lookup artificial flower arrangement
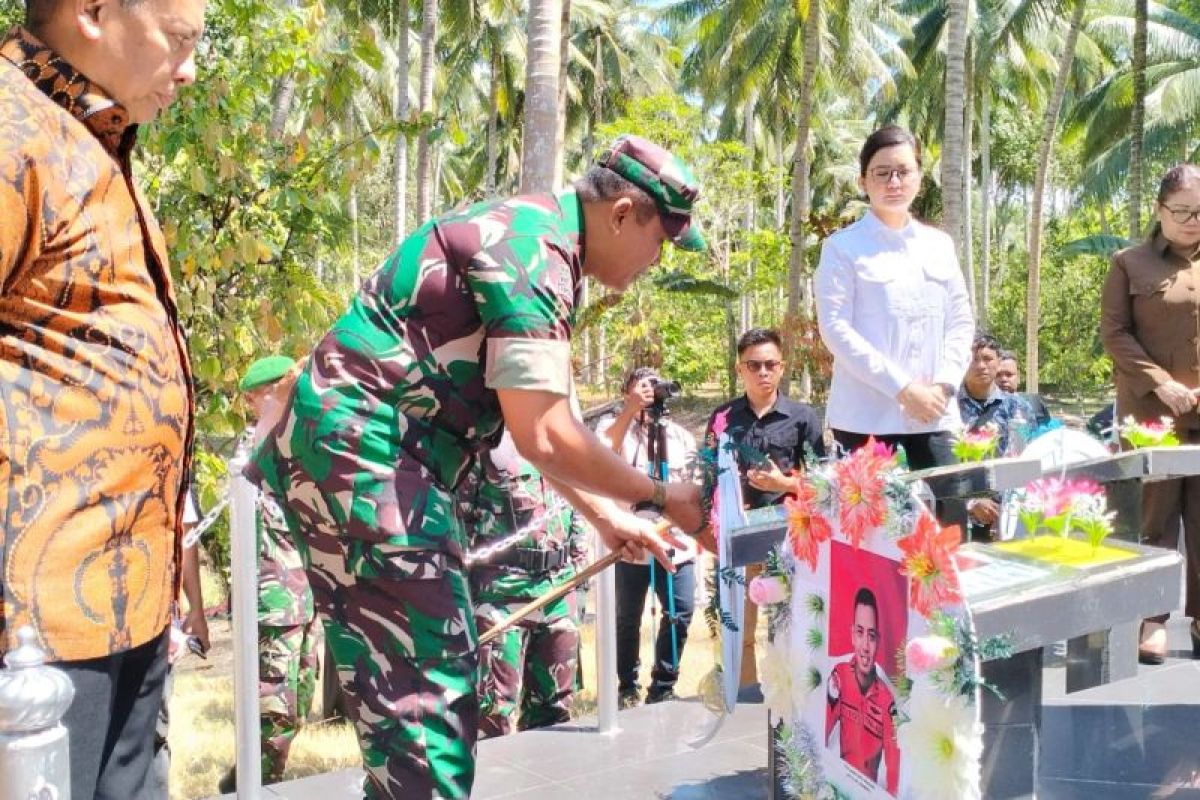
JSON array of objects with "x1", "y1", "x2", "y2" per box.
[
  {"x1": 1119, "y1": 415, "x2": 1180, "y2": 448},
  {"x1": 1012, "y1": 477, "x2": 1116, "y2": 551},
  {"x1": 951, "y1": 423, "x2": 1000, "y2": 463},
  {"x1": 743, "y1": 438, "x2": 1008, "y2": 800}
]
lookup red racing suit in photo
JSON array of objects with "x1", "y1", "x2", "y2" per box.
[{"x1": 825, "y1": 660, "x2": 899, "y2": 795}]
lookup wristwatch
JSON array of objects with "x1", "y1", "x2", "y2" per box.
[{"x1": 634, "y1": 477, "x2": 667, "y2": 516}]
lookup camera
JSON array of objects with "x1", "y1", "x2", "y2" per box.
[{"x1": 651, "y1": 378, "x2": 681, "y2": 402}]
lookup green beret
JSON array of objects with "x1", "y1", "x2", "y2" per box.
[{"x1": 239, "y1": 355, "x2": 296, "y2": 392}]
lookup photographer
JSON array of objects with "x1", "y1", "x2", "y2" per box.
[{"x1": 598, "y1": 367, "x2": 699, "y2": 707}]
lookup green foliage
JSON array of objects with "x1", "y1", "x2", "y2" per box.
[{"x1": 986, "y1": 212, "x2": 1115, "y2": 394}]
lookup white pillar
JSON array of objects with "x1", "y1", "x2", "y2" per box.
[
  {"x1": 594, "y1": 541, "x2": 619, "y2": 735},
  {"x1": 229, "y1": 451, "x2": 262, "y2": 797}
]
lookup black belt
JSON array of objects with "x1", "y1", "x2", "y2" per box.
[{"x1": 491, "y1": 547, "x2": 569, "y2": 573}]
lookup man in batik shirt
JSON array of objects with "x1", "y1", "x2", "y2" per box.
[
  {"x1": 249, "y1": 135, "x2": 708, "y2": 799},
  {"x1": 0, "y1": 3, "x2": 202, "y2": 796},
  {"x1": 460, "y1": 431, "x2": 587, "y2": 737}
]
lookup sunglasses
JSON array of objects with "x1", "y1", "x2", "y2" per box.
[{"x1": 740, "y1": 359, "x2": 783, "y2": 373}]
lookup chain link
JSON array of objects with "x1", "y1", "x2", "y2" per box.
[{"x1": 463, "y1": 498, "x2": 571, "y2": 566}]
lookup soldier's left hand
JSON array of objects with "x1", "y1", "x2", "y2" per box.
[{"x1": 664, "y1": 481, "x2": 704, "y2": 536}]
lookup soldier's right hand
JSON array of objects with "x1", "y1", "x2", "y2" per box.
[
  {"x1": 664, "y1": 481, "x2": 704, "y2": 536},
  {"x1": 594, "y1": 509, "x2": 684, "y2": 571}
]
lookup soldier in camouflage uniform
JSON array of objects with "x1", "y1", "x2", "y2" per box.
[
  {"x1": 460, "y1": 432, "x2": 588, "y2": 737},
  {"x1": 248, "y1": 135, "x2": 708, "y2": 800},
  {"x1": 221, "y1": 356, "x2": 320, "y2": 791}
]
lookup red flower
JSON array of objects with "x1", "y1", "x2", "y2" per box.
[
  {"x1": 786, "y1": 478, "x2": 833, "y2": 570},
  {"x1": 833, "y1": 445, "x2": 889, "y2": 547},
  {"x1": 898, "y1": 513, "x2": 963, "y2": 618}
]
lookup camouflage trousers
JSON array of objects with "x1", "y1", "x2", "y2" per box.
[
  {"x1": 259, "y1": 619, "x2": 321, "y2": 781},
  {"x1": 474, "y1": 596, "x2": 579, "y2": 738},
  {"x1": 305, "y1": 535, "x2": 479, "y2": 800}
]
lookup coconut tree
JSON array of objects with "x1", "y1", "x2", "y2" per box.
[
  {"x1": 521, "y1": 0, "x2": 563, "y2": 192},
  {"x1": 416, "y1": 0, "x2": 439, "y2": 221}
]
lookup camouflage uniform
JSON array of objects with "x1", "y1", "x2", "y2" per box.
[
  {"x1": 249, "y1": 191, "x2": 588, "y2": 800},
  {"x1": 248, "y1": 135, "x2": 704, "y2": 800},
  {"x1": 257, "y1": 487, "x2": 319, "y2": 782},
  {"x1": 459, "y1": 435, "x2": 587, "y2": 738}
]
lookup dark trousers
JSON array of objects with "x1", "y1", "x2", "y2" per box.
[
  {"x1": 58, "y1": 628, "x2": 170, "y2": 800},
  {"x1": 831, "y1": 429, "x2": 957, "y2": 471},
  {"x1": 1143, "y1": 481, "x2": 1200, "y2": 623},
  {"x1": 615, "y1": 559, "x2": 695, "y2": 695}
]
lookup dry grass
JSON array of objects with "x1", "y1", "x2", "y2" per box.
[{"x1": 167, "y1": 557, "x2": 764, "y2": 799}]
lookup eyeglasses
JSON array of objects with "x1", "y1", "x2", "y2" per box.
[
  {"x1": 868, "y1": 166, "x2": 918, "y2": 184},
  {"x1": 1161, "y1": 205, "x2": 1200, "y2": 224},
  {"x1": 740, "y1": 359, "x2": 783, "y2": 373}
]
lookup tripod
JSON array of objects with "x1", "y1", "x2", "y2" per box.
[{"x1": 644, "y1": 398, "x2": 681, "y2": 673}]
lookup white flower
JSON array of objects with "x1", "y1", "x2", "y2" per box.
[
  {"x1": 897, "y1": 677, "x2": 984, "y2": 800},
  {"x1": 758, "y1": 636, "x2": 795, "y2": 721}
]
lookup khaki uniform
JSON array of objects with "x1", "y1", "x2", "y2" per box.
[{"x1": 1101, "y1": 233, "x2": 1200, "y2": 619}]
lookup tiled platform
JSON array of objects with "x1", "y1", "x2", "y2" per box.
[{"x1": 216, "y1": 619, "x2": 1200, "y2": 800}]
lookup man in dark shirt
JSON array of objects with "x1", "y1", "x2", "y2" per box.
[
  {"x1": 996, "y1": 350, "x2": 1052, "y2": 428},
  {"x1": 706, "y1": 328, "x2": 825, "y2": 687}
]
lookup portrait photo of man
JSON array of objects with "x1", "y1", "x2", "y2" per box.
[{"x1": 825, "y1": 586, "x2": 900, "y2": 796}]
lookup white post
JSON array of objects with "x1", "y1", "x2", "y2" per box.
[
  {"x1": 594, "y1": 542, "x2": 619, "y2": 735},
  {"x1": 229, "y1": 451, "x2": 262, "y2": 798}
]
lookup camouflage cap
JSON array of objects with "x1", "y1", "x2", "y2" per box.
[
  {"x1": 239, "y1": 355, "x2": 296, "y2": 392},
  {"x1": 597, "y1": 134, "x2": 706, "y2": 252}
]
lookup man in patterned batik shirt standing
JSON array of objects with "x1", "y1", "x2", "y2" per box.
[
  {"x1": 460, "y1": 431, "x2": 587, "y2": 737},
  {"x1": 249, "y1": 135, "x2": 709, "y2": 799},
  {"x1": 0, "y1": 2, "x2": 203, "y2": 797},
  {"x1": 219, "y1": 356, "x2": 319, "y2": 792}
]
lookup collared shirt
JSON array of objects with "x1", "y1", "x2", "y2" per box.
[
  {"x1": 0, "y1": 29, "x2": 194, "y2": 661},
  {"x1": 815, "y1": 210, "x2": 974, "y2": 435},
  {"x1": 1101, "y1": 233, "x2": 1200, "y2": 430},
  {"x1": 595, "y1": 413, "x2": 699, "y2": 564},
  {"x1": 957, "y1": 385, "x2": 1024, "y2": 455},
  {"x1": 250, "y1": 190, "x2": 584, "y2": 562},
  {"x1": 706, "y1": 393, "x2": 826, "y2": 508}
]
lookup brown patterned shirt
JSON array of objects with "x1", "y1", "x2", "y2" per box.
[{"x1": 0, "y1": 28, "x2": 194, "y2": 661}]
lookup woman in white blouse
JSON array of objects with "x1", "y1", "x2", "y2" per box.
[{"x1": 815, "y1": 125, "x2": 975, "y2": 469}]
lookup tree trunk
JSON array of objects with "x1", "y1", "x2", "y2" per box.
[
  {"x1": 485, "y1": 35, "x2": 499, "y2": 196},
  {"x1": 520, "y1": 0, "x2": 562, "y2": 194},
  {"x1": 415, "y1": 0, "x2": 438, "y2": 223},
  {"x1": 783, "y1": 0, "x2": 820, "y2": 398},
  {"x1": 942, "y1": 0, "x2": 969, "y2": 262},
  {"x1": 980, "y1": 86, "x2": 992, "y2": 321},
  {"x1": 268, "y1": 0, "x2": 300, "y2": 138},
  {"x1": 554, "y1": 0, "x2": 572, "y2": 188},
  {"x1": 1129, "y1": 0, "x2": 1147, "y2": 238},
  {"x1": 1026, "y1": 0, "x2": 1086, "y2": 393},
  {"x1": 392, "y1": 0, "x2": 410, "y2": 245},
  {"x1": 962, "y1": 42, "x2": 976, "y2": 312},
  {"x1": 742, "y1": 96, "x2": 756, "y2": 333}
]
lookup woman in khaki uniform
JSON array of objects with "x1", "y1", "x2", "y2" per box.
[{"x1": 1101, "y1": 164, "x2": 1200, "y2": 664}]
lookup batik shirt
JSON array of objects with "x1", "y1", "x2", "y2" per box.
[
  {"x1": 0, "y1": 28, "x2": 194, "y2": 661},
  {"x1": 250, "y1": 191, "x2": 583, "y2": 563}
]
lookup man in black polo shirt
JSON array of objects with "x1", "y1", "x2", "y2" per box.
[{"x1": 706, "y1": 328, "x2": 825, "y2": 688}]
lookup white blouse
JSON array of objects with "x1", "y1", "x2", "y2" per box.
[{"x1": 814, "y1": 210, "x2": 975, "y2": 435}]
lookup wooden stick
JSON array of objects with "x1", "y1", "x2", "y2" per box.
[{"x1": 477, "y1": 521, "x2": 673, "y2": 646}]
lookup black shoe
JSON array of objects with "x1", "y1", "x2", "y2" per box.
[
  {"x1": 618, "y1": 688, "x2": 641, "y2": 709},
  {"x1": 217, "y1": 767, "x2": 236, "y2": 795},
  {"x1": 645, "y1": 687, "x2": 677, "y2": 704}
]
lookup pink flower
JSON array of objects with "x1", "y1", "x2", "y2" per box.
[
  {"x1": 711, "y1": 408, "x2": 730, "y2": 438},
  {"x1": 905, "y1": 636, "x2": 959, "y2": 674},
  {"x1": 868, "y1": 437, "x2": 896, "y2": 461},
  {"x1": 786, "y1": 478, "x2": 833, "y2": 570},
  {"x1": 748, "y1": 575, "x2": 789, "y2": 606},
  {"x1": 898, "y1": 513, "x2": 963, "y2": 618}
]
